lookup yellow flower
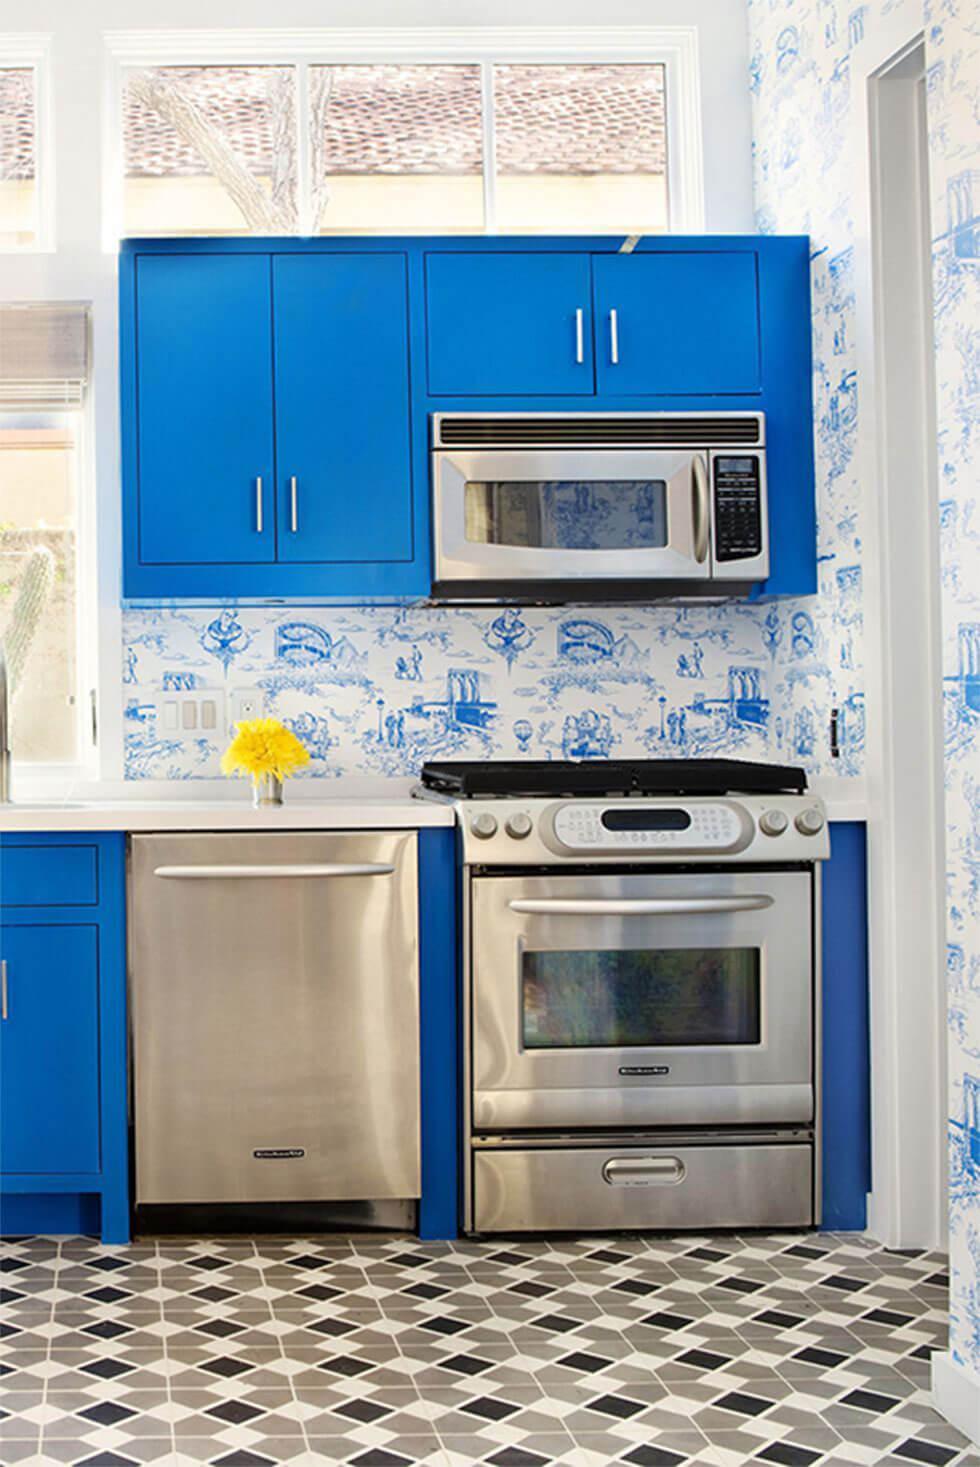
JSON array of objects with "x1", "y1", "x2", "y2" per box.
[{"x1": 221, "y1": 717, "x2": 310, "y2": 784}]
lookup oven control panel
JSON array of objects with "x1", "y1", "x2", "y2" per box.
[{"x1": 552, "y1": 802, "x2": 745, "y2": 852}]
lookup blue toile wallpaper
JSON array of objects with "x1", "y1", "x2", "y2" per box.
[
  {"x1": 749, "y1": 0, "x2": 979, "y2": 1393},
  {"x1": 120, "y1": 600, "x2": 864, "y2": 781}
]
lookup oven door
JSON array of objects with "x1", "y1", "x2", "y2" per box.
[
  {"x1": 471, "y1": 869, "x2": 812, "y2": 1131},
  {"x1": 433, "y1": 447, "x2": 710, "y2": 590}
]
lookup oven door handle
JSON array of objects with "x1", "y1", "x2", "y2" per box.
[{"x1": 507, "y1": 896, "x2": 774, "y2": 916}]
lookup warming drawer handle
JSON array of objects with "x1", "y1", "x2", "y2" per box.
[
  {"x1": 507, "y1": 896, "x2": 774, "y2": 916},
  {"x1": 602, "y1": 1156, "x2": 686, "y2": 1187},
  {"x1": 153, "y1": 863, "x2": 396, "y2": 880}
]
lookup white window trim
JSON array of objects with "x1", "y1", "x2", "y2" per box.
[
  {"x1": 0, "y1": 33, "x2": 55, "y2": 254},
  {"x1": 102, "y1": 26, "x2": 704, "y2": 246}
]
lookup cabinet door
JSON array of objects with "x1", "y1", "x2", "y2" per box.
[
  {"x1": 593, "y1": 252, "x2": 761, "y2": 396},
  {"x1": 0, "y1": 925, "x2": 100, "y2": 1174},
  {"x1": 273, "y1": 254, "x2": 414, "y2": 564},
  {"x1": 426, "y1": 252, "x2": 594, "y2": 395},
  {"x1": 136, "y1": 254, "x2": 276, "y2": 565}
]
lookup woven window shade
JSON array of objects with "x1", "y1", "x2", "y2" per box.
[{"x1": 0, "y1": 303, "x2": 91, "y2": 409}]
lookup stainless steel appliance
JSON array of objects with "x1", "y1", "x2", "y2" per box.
[
  {"x1": 431, "y1": 413, "x2": 768, "y2": 601},
  {"x1": 417, "y1": 758, "x2": 828, "y2": 1234},
  {"x1": 129, "y1": 831, "x2": 419, "y2": 1208}
]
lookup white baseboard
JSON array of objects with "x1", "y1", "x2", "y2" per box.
[{"x1": 933, "y1": 1351, "x2": 980, "y2": 1445}]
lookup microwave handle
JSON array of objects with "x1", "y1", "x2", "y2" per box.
[
  {"x1": 508, "y1": 896, "x2": 774, "y2": 917},
  {"x1": 692, "y1": 454, "x2": 710, "y2": 563}
]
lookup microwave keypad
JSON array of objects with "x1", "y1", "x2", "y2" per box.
[
  {"x1": 714, "y1": 456, "x2": 763, "y2": 562},
  {"x1": 553, "y1": 803, "x2": 743, "y2": 851}
]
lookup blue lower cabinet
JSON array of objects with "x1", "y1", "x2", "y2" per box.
[
  {"x1": 417, "y1": 827, "x2": 460, "y2": 1239},
  {"x1": 0, "y1": 834, "x2": 130, "y2": 1243}
]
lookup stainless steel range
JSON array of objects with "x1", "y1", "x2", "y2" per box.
[{"x1": 418, "y1": 758, "x2": 830, "y2": 1235}]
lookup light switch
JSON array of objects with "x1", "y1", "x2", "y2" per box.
[
  {"x1": 163, "y1": 701, "x2": 178, "y2": 730},
  {"x1": 201, "y1": 699, "x2": 217, "y2": 730},
  {"x1": 182, "y1": 702, "x2": 197, "y2": 730}
]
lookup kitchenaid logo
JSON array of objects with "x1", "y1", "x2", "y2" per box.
[
  {"x1": 253, "y1": 1148, "x2": 305, "y2": 1160},
  {"x1": 619, "y1": 1066, "x2": 670, "y2": 1077}
]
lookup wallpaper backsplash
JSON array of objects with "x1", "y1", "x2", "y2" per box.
[
  {"x1": 749, "y1": 0, "x2": 980, "y2": 1389},
  {"x1": 121, "y1": 599, "x2": 864, "y2": 781}
]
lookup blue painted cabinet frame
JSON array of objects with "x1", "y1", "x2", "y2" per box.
[
  {"x1": 121, "y1": 234, "x2": 816, "y2": 602},
  {"x1": 0, "y1": 833, "x2": 130, "y2": 1243}
]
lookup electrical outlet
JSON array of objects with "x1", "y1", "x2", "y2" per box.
[{"x1": 230, "y1": 687, "x2": 265, "y2": 727}]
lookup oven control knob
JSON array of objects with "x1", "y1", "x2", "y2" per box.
[
  {"x1": 759, "y1": 809, "x2": 789, "y2": 837},
  {"x1": 796, "y1": 807, "x2": 826, "y2": 836},
  {"x1": 470, "y1": 812, "x2": 498, "y2": 840},
  {"x1": 505, "y1": 812, "x2": 534, "y2": 840}
]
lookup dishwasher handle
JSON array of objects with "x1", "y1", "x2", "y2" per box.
[
  {"x1": 153, "y1": 863, "x2": 396, "y2": 880},
  {"x1": 508, "y1": 895, "x2": 774, "y2": 916}
]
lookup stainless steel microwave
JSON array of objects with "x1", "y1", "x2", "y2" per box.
[{"x1": 431, "y1": 412, "x2": 769, "y2": 601}]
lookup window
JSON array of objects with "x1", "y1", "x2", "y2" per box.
[
  {"x1": 0, "y1": 63, "x2": 40, "y2": 248},
  {"x1": 111, "y1": 34, "x2": 691, "y2": 238},
  {"x1": 0, "y1": 418, "x2": 81, "y2": 763}
]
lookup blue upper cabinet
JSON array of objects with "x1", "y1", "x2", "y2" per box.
[
  {"x1": 121, "y1": 236, "x2": 815, "y2": 601},
  {"x1": 425, "y1": 252, "x2": 594, "y2": 396},
  {"x1": 273, "y1": 254, "x2": 413, "y2": 565},
  {"x1": 135, "y1": 254, "x2": 277, "y2": 568},
  {"x1": 591, "y1": 251, "x2": 762, "y2": 396}
]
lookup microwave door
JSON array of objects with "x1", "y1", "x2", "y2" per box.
[{"x1": 433, "y1": 448, "x2": 711, "y2": 587}]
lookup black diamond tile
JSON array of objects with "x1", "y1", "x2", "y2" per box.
[
  {"x1": 781, "y1": 1244, "x2": 827, "y2": 1260},
  {"x1": 420, "y1": 1315, "x2": 469, "y2": 1336},
  {"x1": 205, "y1": 1399, "x2": 266, "y2": 1425},
  {"x1": 0, "y1": 1287, "x2": 26, "y2": 1302},
  {"x1": 197, "y1": 1318, "x2": 246, "y2": 1338},
  {"x1": 909, "y1": 1344, "x2": 936, "y2": 1360},
  {"x1": 489, "y1": 1249, "x2": 533, "y2": 1265},
  {"x1": 587, "y1": 1392, "x2": 646, "y2": 1420},
  {"x1": 439, "y1": 1354, "x2": 494, "y2": 1376},
  {"x1": 0, "y1": 1258, "x2": 29, "y2": 1272},
  {"x1": 529, "y1": 1313, "x2": 583, "y2": 1333},
  {"x1": 84, "y1": 1256, "x2": 130, "y2": 1272},
  {"x1": 685, "y1": 1245, "x2": 729, "y2": 1261},
  {"x1": 641, "y1": 1310, "x2": 695, "y2": 1331},
  {"x1": 675, "y1": 1347, "x2": 731, "y2": 1370},
  {"x1": 507, "y1": 1279, "x2": 554, "y2": 1298},
  {"x1": 557, "y1": 1350, "x2": 613, "y2": 1374},
  {"x1": 862, "y1": 1306, "x2": 914, "y2": 1326},
  {"x1": 77, "y1": 1403, "x2": 138, "y2": 1426},
  {"x1": 190, "y1": 1284, "x2": 237, "y2": 1302},
  {"x1": 585, "y1": 1248, "x2": 630, "y2": 1263},
  {"x1": 387, "y1": 1251, "x2": 433, "y2": 1267},
  {"x1": 612, "y1": 1278, "x2": 659, "y2": 1297},
  {"x1": 349, "y1": 1452, "x2": 413, "y2": 1467},
  {"x1": 75, "y1": 1455, "x2": 140, "y2": 1467},
  {"x1": 317, "y1": 1355, "x2": 374, "y2": 1377},
  {"x1": 212, "y1": 1453, "x2": 276, "y2": 1467},
  {"x1": 713, "y1": 1389, "x2": 775, "y2": 1418},
  {"x1": 336, "y1": 1397, "x2": 393, "y2": 1423},
  {"x1": 81, "y1": 1320, "x2": 133, "y2": 1340},
  {"x1": 838, "y1": 1387, "x2": 899, "y2": 1413},
  {"x1": 892, "y1": 1442, "x2": 958, "y2": 1466},
  {"x1": 190, "y1": 1254, "x2": 230, "y2": 1271},
  {"x1": 717, "y1": 1276, "x2": 765, "y2": 1294},
  {"x1": 487, "y1": 1450, "x2": 552, "y2": 1467},
  {"x1": 401, "y1": 1281, "x2": 449, "y2": 1300},
  {"x1": 310, "y1": 1316, "x2": 356, "y2": 1336},
  {"x1": 0, "y1": 1322, "x2": 23, "y2": 1337},
  {"x1": 622, "y1": 1449, "x2": 687, "y2": 1467},
  {"x1": 80, "y1": 1358, "x2": 136, "y2": 1380},
  {"x1": 925, "y1": 1272, "x2": 950, "y2": 1287},
  {"x1": 84, "y1": 1286, "x2": 131, "y2": 1303},
  {"x1": 297, "y1": 1282, "x2": 343, "y2": 1301},
  {"x1": 462, "y1": 1395, "x2": 520, "y2": 1422},
  {"x1": 791, "y1": 1345, "x2": 848, "y2": 1368},
  {"x1": 755, "y1": 1445, "x2": 821, "y2": 1467},
  {"x1": 819, "y1": 1273, "x2": 868, "y2": 1292},
  {"x1": 283, "y1": 1253, "x2": 333, "y2": 1269},
  {"x1": 752, "y1": 1309, "x2": 805, "y2": 1328},
  {"x1": 200, "y1": 1355, "x2": 255, "y2": 1378}
]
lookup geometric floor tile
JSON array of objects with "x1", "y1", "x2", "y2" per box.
[{"x1": 0, "y1": 1230, "x2": 978, "y2": 1466}]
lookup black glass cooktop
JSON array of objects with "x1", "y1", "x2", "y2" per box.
[{"x1": 419, "y1": 758, "x2": 807, "y2": 799}]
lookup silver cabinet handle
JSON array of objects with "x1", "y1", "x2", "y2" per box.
[
  {"x1": 609, "y1": 308, "x2": 619, "y2": 365},
  {"x1": 289, "y1": 476, "x2": 298, "y2": 533},
  {"x1": 153, "y1": 863, "x2": 395, "y2": 880},
  {"x1": 1, "y1": 959, "x2": 7, "y2": 1020},
  {"x1": 603, "y1": 1156, "x2": 686, "y2": 1187},
  {"x1": 508, "y1": 896, "x2": 774, "y2": 917},
  {"x1": 255, "y1": 477, "x2": 264, "y2": 534},
  {"x1": 575, "y1": 307, "x2": 584, "y2": 364},
  {"x1": 692, "y1": 454, "x2": 709, "y2": 564}
]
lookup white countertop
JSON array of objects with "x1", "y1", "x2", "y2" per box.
[{"x1": 0, "y1": 775, "x2": 868, "y2": 833}]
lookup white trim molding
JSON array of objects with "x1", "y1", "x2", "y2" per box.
[
  {"x1": 102, "y1": 25, "x2": 704, "y2": 240},
  {"x1": 933, "y1": 1353, "x2": 980, "y2": 1447},
  {"x1": 0, "y1": 33, "x2": 55, "y2": 254}
]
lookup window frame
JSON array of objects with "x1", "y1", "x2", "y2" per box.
[
  {"x1": 0, "y1": 33, "x2": 55, "y2": 253},
  {"x1": 0, "y1": 406, "x2": 97, "y2": 783},
  {"x1": 103, "y1": 27, "x2": 704, "y2": 243}
]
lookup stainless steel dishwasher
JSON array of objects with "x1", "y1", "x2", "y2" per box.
[{"x1": 128, "y1": 831, "x2": 419, "y2": 1207}]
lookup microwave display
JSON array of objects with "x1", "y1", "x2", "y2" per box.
[{"x1": 464, "y1": 479, "x2": 668, "y2": 552}]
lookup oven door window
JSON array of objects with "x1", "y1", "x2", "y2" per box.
[
  {"x1": 521, "y1": 948, "x2": 761, "y2": 1049},
  {"x1": 464, "y1": 480, "x2": 668, "y2": 551}
]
